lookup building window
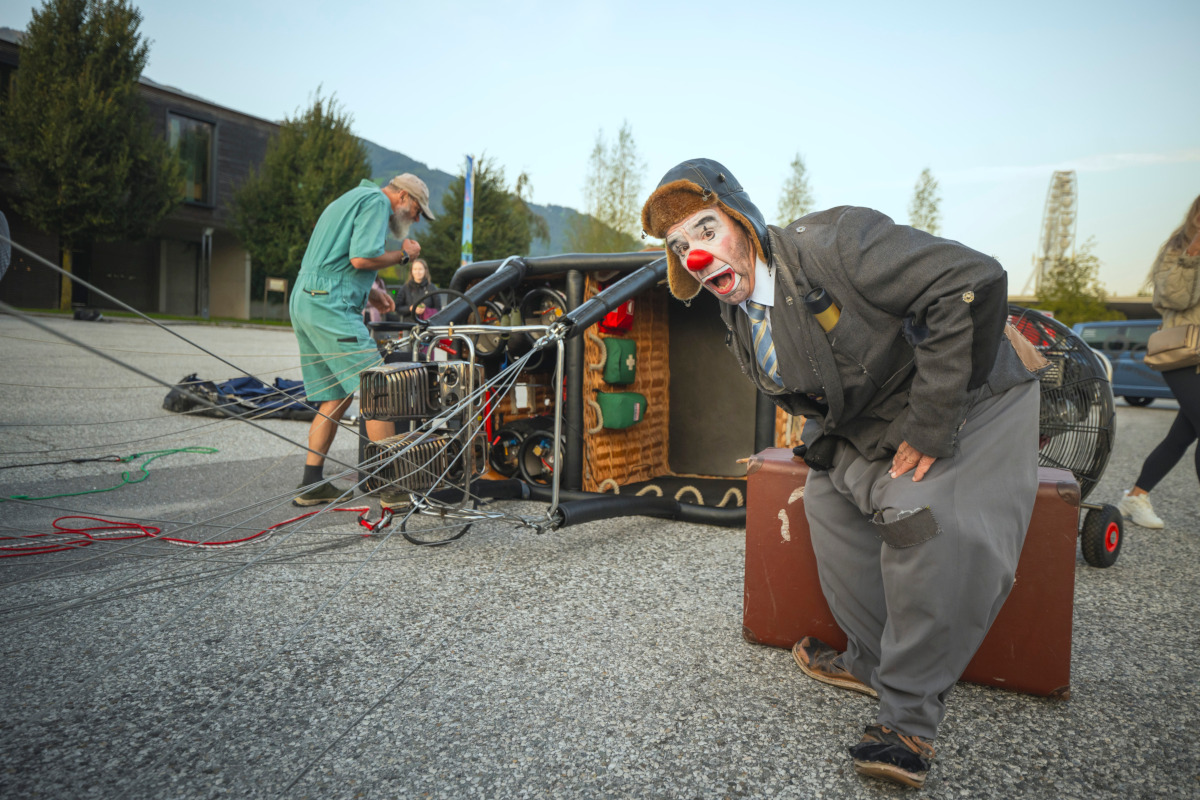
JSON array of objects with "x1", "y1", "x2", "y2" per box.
[{"x1": 168, "y1": 113, "x2": 215, "y2": 205}]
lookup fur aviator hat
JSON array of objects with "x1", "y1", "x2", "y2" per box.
[{"x1": 641, "y1": 158, "x2": 770, "y2": 301}]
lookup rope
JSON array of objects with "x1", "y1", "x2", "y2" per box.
[
  {"x1": 718, "y1": 487, "x2": 745, "y2": 507},
  {"x1": 0, "y1": 507, "x2": 372, "y2": 558},
  {"x1": 0, "y1": 447, "x2": 218, "y2": 502},
  {"x1": 586, "y1": 397, "x2": 604, "y2": 434},
  {"x1": 585, "y1": 329, "x2": 606, "y2": 371},
  {"x1": 0, "y1": 454, "x2": 125, "y2": 470}
]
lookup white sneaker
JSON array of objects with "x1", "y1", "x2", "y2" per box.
[{"x1": 1117, "y1": 491, "x2": 1164, "y2": 529}]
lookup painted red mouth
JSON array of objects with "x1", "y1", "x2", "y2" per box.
[{"x1": 705, "y1": 265, "x2": 739, "y2": 296}]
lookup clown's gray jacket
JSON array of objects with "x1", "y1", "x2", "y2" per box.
[{"x1": 719, "y1": 206, "x2": 1037, "y2": 460}]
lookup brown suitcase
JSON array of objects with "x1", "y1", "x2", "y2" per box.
[{"x1": 743, "y1": 448, "x2": 1079, "y2": 698}]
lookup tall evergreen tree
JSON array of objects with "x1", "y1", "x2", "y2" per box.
[
  {"x1": 231, "y1": 92, "x2": 372, "y2": 296},
  {"x1": 567, "y1": 122, "x2": 644, "y2": 253},
  {"x1": 420, "y1": 157, "x2": 548, "y2": 285},
  {"x1": 908, "y1": 167, "x2": 942, "y2": 235},
  {"x1": 0, "y1": 0, "x2": 183, "y2": 309},
  {"x1": 776, "y1": 153, "x2": 815, "y2": 225}
]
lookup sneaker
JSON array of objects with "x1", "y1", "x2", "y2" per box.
[
  {"x1": 849, "y1": 724, "x2": 936, "y2": 788},
  {"x1": 1117, "y1": 490, "x2": 1164, "y2": 529},
  {"x1": 292, "y1": 481, "x2": 350, "y2": 507},
  {"x1": 379, "y1": 488, "x2": 411, "y2": 511},
  {"x1": 792, "y1": 636, "x2": 878, "y2": 698}
]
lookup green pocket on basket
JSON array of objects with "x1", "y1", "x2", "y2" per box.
[
  {"x1": 602, "y1": 338, "x2": 637, "y2": 385},
  {"x1": 596, "y1": 391, "x2": 647, "y2": 429}
]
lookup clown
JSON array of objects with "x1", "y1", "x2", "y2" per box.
[{"x1": 642, "y1": 159, "x2": 1044, "y2": 789}]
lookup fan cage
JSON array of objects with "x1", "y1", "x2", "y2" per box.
[{"x1": 1008, "y1": 306, "x2": 1115, "y2": 500}]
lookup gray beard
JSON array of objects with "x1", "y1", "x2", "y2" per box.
[{"x1": 388, "y1": 211, "x2": 413, "y2": 241}]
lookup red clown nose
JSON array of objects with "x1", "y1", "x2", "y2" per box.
[{"x1": 685, "y1": 250, "x2": 714, "y2": 271}]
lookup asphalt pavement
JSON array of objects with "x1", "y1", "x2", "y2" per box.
[{"x1": 0, "y1": 313, "x2": 1197, "y2": 800}]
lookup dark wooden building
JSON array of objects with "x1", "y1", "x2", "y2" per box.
[{"x1": 0, "y1": 27, "x2": 278, "y2": 318}]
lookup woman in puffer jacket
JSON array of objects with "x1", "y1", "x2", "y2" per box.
[
  {"x1": 1118, "y1": 194, "x2": 1200, "y2": 528},
  {"x1": 395, "y1": 258, "x2": 441, "y2": 320}
]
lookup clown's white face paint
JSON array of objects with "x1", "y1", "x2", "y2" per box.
[{"x1": 665, "y1": 207, "x2": 756, "y2": 305}]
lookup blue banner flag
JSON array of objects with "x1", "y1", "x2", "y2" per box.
[{"x1": 460, "y1": 155, "x2": 475, "y2": 266}]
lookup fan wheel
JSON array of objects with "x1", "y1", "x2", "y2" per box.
[{"x1": 1081, "y1": 504, "x2": 1122, "y2": 568}]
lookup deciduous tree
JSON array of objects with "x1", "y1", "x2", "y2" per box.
[
  {"x1": 1035, "y1": 238, "x2": 1124, "y2": 327},
  {"x1": 908, "y1": 167, "x2": 942, "y2": 235},
  {"x1": 567, "y1": 122, "x2": 644, "y2": 253},
  {"x1": 231, "y1": 91, "x2": 371, "y2": 296},
  {"x1": 0, "y1": 0, "x2": 183, "y2": 309}
]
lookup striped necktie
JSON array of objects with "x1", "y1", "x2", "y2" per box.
[{"x1": 745, "y1": 300, "x2": 783, "y2": 386}]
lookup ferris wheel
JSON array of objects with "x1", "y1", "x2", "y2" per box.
[{"x1": 1023, "y1": 170, "x2": 1078, "y2": 295}]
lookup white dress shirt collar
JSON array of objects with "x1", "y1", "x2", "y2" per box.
[{"x1": 741, "y1": 258, "x2": 774, "y2": 311}]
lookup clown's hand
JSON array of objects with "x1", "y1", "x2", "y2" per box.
[{"x1": 890, "y1": 441, "x2": 937, "y2": 482}]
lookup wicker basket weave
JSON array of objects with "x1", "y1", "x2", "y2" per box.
[
  {"x1": 775, "y1": 407, "x2": 806, "y2": 449},
  {"x1": 579, "y1": 275, "x2": 807, "y2": 494},
  {"x1": 581, "y1": 277, "x2": 671, "y2": 492}
]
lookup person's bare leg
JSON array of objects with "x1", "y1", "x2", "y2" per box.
[
  {"x1": 305, "y1": 396, "x2": 355, "y2": 467},
  {"x1": 364, "y1": 419, "x2": 395, "y2": 442}
]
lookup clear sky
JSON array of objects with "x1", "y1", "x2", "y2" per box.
[{"x1": 6, "y1": 0, "x2": 1198, "y2": 294}]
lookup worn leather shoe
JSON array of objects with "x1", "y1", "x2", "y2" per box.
[
  {"x1": 792, "y1": 636, "x2": 877, "y2": 698},
  {"x1": 849, "y1": 724, "x2": 936, "y2": 788}
]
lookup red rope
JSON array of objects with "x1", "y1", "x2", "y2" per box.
[{"x1": 0, "y1": 507, "x2": 373, "y2": 558}]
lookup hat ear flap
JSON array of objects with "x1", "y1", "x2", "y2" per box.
[
  {"x1": 719, "y1": 203, "x2": 767, "y2": 266},
  {"x1": 666, "y1": 249, "x2": 703, "y2": 301},
  {"x1": 642, "y1": 179, "x2": 715, "y2": 301}
]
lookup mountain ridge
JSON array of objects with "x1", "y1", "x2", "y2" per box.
[{"x1": 360, "y1": 138, "x2": 587, "y2": 257}]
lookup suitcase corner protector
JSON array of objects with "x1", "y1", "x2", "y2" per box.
[{"x1": 1055, "y1": 480, "x2": 1081, "y2": 507}]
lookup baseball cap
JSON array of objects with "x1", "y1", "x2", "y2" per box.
[{"x1": 387, "y1": 173, "x2": 437, "y2": 221}]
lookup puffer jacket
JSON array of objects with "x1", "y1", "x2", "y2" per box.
[
  {"x1": 720, "y1": 207, "x2": 1037, "y2": 461},
  {"x1": 1152, "y1": 248, "x2": 1200, "y2": 327},
  {"x1": 397, "y1": 279, "x2": 441, "y2": 317}
]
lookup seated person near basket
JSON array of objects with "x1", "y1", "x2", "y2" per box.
[{"x1": 641, "y1": 158, "x2": 1043, "y2": 789}]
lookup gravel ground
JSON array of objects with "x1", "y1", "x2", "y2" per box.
[{"x1": 0, "y1": 313, "x2": 1198, "y2": 799}]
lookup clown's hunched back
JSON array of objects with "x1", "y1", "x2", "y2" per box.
[{"x1": 642, "y1": 158, "x2": 1043, "y2": 789}]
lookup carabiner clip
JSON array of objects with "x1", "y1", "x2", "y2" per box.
[{"x1": 357, "y1": 508, "x2": 394, "y2": 536}]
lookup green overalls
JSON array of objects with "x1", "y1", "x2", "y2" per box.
[{"x1": 289, "y1": 180, "x2": 389, "y2": 402}]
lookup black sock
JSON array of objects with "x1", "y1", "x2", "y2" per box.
[{"x1": 302, "y1": 464, "x2": 324, "y2": 486}]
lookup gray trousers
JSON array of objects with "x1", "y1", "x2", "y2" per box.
[{"x1": 805, "y1": 380, "x2": 1040, "y2": 740}]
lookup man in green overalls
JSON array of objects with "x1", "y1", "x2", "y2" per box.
[{"x1": 290, "y1": 174, "x2": 435, "y2": 506}]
